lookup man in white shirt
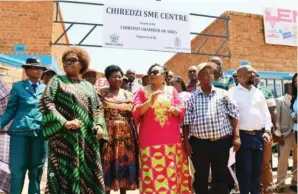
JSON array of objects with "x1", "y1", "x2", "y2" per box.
[{"x1": 228, "y1": 65, "x2": 272, "y2": 194}]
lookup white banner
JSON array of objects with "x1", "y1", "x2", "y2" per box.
[
  {"x1": 95, "y1": 78, "x2": 109, "y2": 89},
  {"x1": 102, "y1": 5, "x2": 191, "y2": 53},
  {"x1": 263, "y1": 7, "x2": 297, "y2": 46}
]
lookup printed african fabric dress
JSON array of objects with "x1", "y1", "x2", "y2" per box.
[
  {"x1": 98, "y1": 88, "x2": 138, "y2": 192},
  {"x1": 39, "y1": 75, "x2": 108, "y2": 194},
  {"x1": 132, "y1": 85, "x2": 192, "y2": 194}
]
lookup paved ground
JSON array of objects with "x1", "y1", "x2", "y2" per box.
[{"x1": 19, "y1": 153, "x2": 296, "y2": 194}]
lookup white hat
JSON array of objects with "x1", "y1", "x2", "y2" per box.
[{"x1": 197, "y1": 62, "x2": 217, "y2": 74}]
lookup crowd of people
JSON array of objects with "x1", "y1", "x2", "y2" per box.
[{"x1": 0, "y1": 46, "x2": 297, "y2": 194}]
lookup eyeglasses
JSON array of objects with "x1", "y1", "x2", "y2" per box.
[
  {"x1": 149, "y1": 70, "x2": 164, "y2": 76},
  {"x1": 64, "y1": 57, "x2": 79, "y2": 64}
]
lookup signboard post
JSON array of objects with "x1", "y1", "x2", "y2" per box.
[
  {"x1": 263, "y1": 7, "x2": 297, "y2": 46},
  {"x1": 102, "y1": 5, "x2": 191, "y2": 53}
]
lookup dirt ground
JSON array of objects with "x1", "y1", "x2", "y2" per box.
[{"x1": 18, "y1": 153, "x2": 297, "y2": 194}]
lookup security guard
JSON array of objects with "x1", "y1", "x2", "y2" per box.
[{"x1": 0, "y1": 58, "x2": 47, "y2": 194}]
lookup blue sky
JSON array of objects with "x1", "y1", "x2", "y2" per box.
[{"x1": 59, "y1": 0, "x2": 297, "y2": 74}]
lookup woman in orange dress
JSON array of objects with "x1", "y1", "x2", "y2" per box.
[{"x1": 98, "y1": 65, "x2": 138, "y2": 194}]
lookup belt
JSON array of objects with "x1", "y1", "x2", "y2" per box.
[
  {"x1": 191, "y1": 134, "x2": 232, "y2": 142},
  {"x1": 241, "y1": 129, "x2": 264, "y2": 136}
]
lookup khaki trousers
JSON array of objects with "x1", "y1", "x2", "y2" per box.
[
  {"x1": 261, "y1": 141, "x2": 274, "y2": 194},
  {"x1": 277, "y1": 132, "x2": 297, "y2": 186}
]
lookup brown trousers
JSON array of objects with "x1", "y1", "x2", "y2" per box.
[{"x1": 261, "y1": 142, "x2": 273, "y2": 194}]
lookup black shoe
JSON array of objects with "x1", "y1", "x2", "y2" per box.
[{"x1": 289, "y1": 185, "x2": 297, "y2": 192}]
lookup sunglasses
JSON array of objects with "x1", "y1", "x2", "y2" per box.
[
  {"x1": 27, "y1": 67, "x2": 44, "y2": 71},
  {"x1": 64, "y1": 57, "x2": 79, "y2": 64},
  {"x1": 149, "y1": 70, "x2": 164, "y2": 76}
]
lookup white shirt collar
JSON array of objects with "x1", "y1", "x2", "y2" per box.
[
  {"x1": 28, "y1": 80, "x2": 40, "y2": 87},
  {"x1": 237, "y1": 84, "x2": 256, "y2": 91}
]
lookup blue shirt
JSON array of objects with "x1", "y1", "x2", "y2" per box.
[{"x1": 291, "y1": 98, "x2": 297, "y2": 131}]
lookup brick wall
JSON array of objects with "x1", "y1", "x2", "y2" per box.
[
  {"x1": 226, "y1": 12, "x2": 297, "y2": 72},
  {"x1": 0, "y1": 1, "x2": 54, "y2": 55},
  {"x1": 0, "y1": 1, "x2": 68, "y2": 84},
  {"x1": 164, "y1": 11, "x2": 297, "y2": 81}
]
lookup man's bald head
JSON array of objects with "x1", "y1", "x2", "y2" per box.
[
  {"x1": 188, "y1": 66, "x2": 197, "y2": 71},
  {"x1": 126, "y1": 68, "x2": 136, "y2": 74},
  {"x1": 237, "y1": 65, "x2": 256, "y2": 86},
  {"x1": 237, "y1": 65, "x2": 254, "y2": 75},
  {"x1": 126, "y1": 68, "x2": 136, "y2": 82}
]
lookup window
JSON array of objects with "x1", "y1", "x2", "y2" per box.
[{"x1": 275, "y1": 79, "x2": 282, "y2": 97}]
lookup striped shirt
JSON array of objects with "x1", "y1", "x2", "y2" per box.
[
  {"x1": 184, "y1": 86, "x2": 239, "y2": 140},
  {"x1": 213, "y1": 73, "x2": 235, "y2": 91}
]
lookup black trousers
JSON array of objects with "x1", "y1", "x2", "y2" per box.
[{"x1": 190, "y1": 136, "x2": 232, "y2": 194}]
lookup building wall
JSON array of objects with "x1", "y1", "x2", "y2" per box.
[
  {"x1": 165, "y1": 16, "x2": 231, "y2": 81},
  {"x1": 0, "y1": 1, "x2": 68, "y2": 85},
  {"x1": 164, "y1": 11, "x2": 297, "y2": 82},
  {"x1": 0, "y1": 63, "x2": 22, "y2": 89},
  {"x1": 227, "y1": 12, "x2": 297, "y2": 72},
  {"x1": 0, "y1": 1, "x2": 54, "y2": 55}
]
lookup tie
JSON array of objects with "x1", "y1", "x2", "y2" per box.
[{"x1": 32, "y1": 83, "x2": 37, "y2": 93}]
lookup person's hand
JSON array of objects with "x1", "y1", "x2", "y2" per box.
[
  {"x1": 272, "y1": 133, "x2": 285, "y2": 146},
  {"x1": 233, "y1": 136, "x2": 241, "y2": 152},
  {"x1": 183, "y1": 139, "x2": 192, "y2": 157},
  {"x1": 63, "y1": 119, "x2": 82, "y2": 130},
  {"x1": 165, "y1": 106, "x2": 180, "y2": 117},
  {"x1": 262, "y1": 132, "x2": 272, "y2": 144},
  {"x1": 95, "y1": 125, "x2": 104, "y2": 139},
  {"x1": 150, "y1": 90, "x2": 163, "y2": 105}
]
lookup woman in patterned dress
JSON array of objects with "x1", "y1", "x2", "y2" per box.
[
  {"x1": 132, "y1": 64, "x2": 192, "y2": 194},
  {"x1": 39, "y1": 47, "x2": 107, "y2": 194},
  {"x1": 98, "y1": 65, "x2": 138, "y2": 194}
]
